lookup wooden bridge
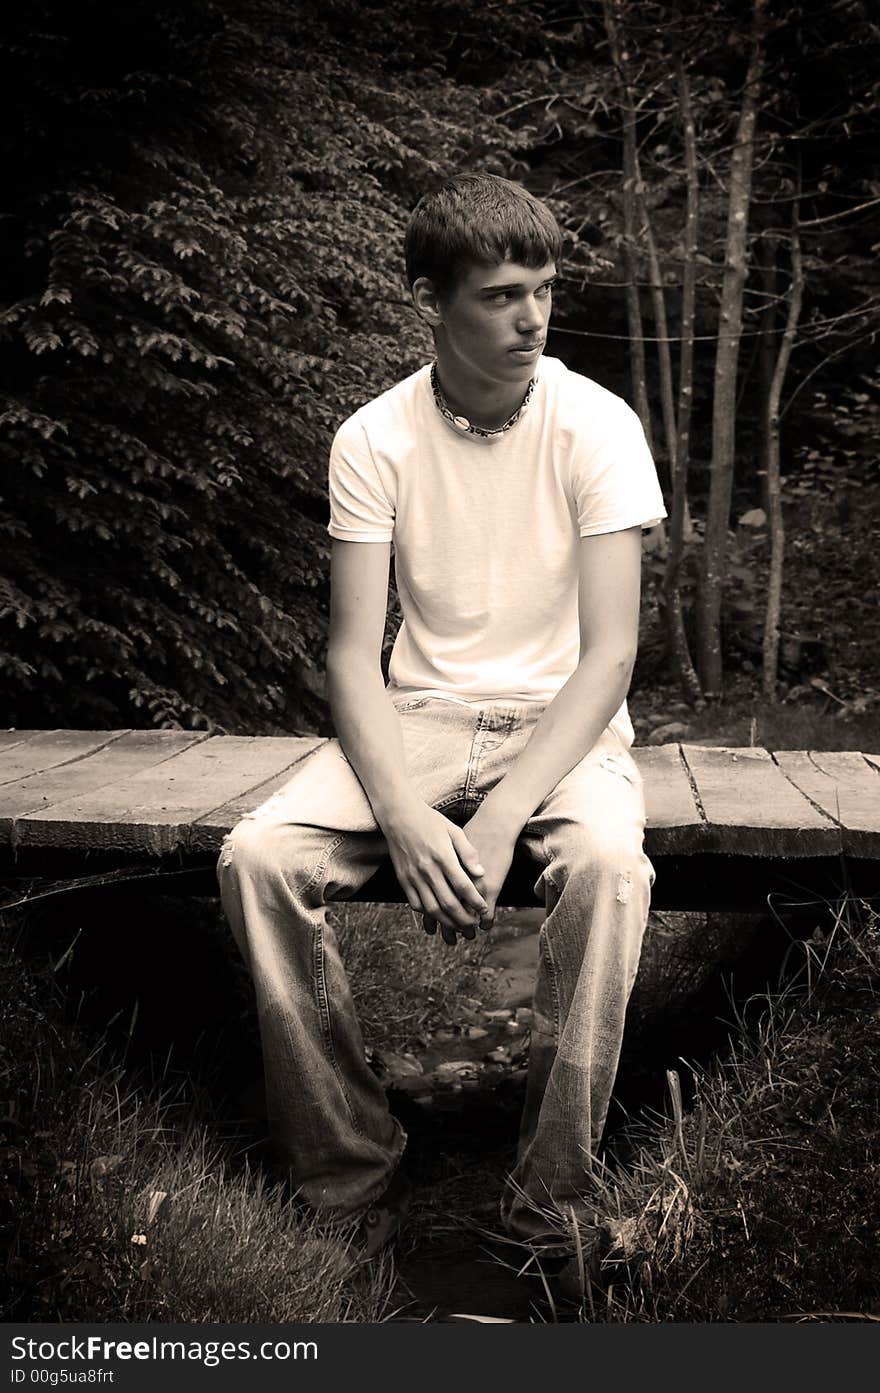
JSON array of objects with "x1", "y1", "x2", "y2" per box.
[{"x1": 0, "y1": 728, "x2": 878, "y2": 912}]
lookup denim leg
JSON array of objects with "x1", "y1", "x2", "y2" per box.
[
  {"x1": 500, "y1": 729, "x2": 654, "y2": 1246},
  {"x1": 217, "y1": 699, "x2": 477, "y2": 1219},
  {"x1": 217, "y1": 745, "x2": 404, "y2": 1218}
]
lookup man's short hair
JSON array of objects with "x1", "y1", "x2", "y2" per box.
[{"x1": 405, "y1": 172, "x2": 563, "y2": 297}]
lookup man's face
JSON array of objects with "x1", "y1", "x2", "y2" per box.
[{"x1": 433, "y1": 258, "x2": 557, "y2": 390}]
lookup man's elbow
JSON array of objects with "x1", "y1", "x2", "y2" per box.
[
  {"x1": 611, "y1": 645, "x2": 638, "y2": 694},
  {"x1": 325, "y1": 642, "x2": 383, "y2": 697},
  {"x1": 580, "y1": 638, "x2": 638, "y2": 680}
]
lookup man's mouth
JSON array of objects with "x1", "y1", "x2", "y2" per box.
[{"x1": 510, "y1": 341, "x2": 544, "y2": 355}]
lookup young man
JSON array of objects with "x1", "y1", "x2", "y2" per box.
[{"x1": 218, "y1": 172, "x2": 666, "y2": 1260}]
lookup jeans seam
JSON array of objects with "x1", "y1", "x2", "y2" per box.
[
  {"x1": 310, "y1": 837, "x2": 369, "y2": 1142},
  {"x1": 312, "y1": 918, "x2": 337, "y2": 1066},
  {"x1": 435, "y1": 792, "x2": 465, "y2": 812},
  {"x1": 538, "y1": 833, "x2": 563, "y2": 1038},
  {"x1": 304, "y1": 833, "x2": 346, "y2": 895},
  {"x1": 462, "y1": 708, "x2": 489, "y2": 805}
]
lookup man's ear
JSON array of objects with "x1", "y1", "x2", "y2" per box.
[{"x1": 412, "y1": 276, "x2": 444, "y2": 328}]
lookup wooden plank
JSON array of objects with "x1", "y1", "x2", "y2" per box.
[
  {"x1": 773, "y1": 751, "x2": 880, "y2": 858},
  {"x1": 680, "y1": 745, "x2": 839, "y2": 857},
  {"x1": 14, "y1": 735, "x2": 317, "y2": 857},
  {"x1": 0, "y1": 730, "x2": 128, "y2": 786},
  {"x1": 0, "y1": 731, "x2": 41, "y2": 754},
  {"x1": 3, "y1": 730, "x2": 878, "y2": 884},
  {"x1": 190, "y1": 737, "x2": 324, "y2": 852},
  {"x1": 633, "y1": 744, "x2": 708, "y2": 855},
  {"x1": 0, "y1": 730, "x2": 207, "y2": 835}
]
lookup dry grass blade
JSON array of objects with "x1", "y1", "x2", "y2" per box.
[
  {"x1": 778, "y1": 1311, "x2": 880, "y2": 1322},
  {"x1": 475, "y1": 897, "x2": 879, "y2": 1322}
]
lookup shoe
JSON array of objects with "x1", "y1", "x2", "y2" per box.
[
  {"x1": 505, "y1": 1228, "x2": 603, "y2": 1309},
  {"x1": 316, "y1": 1169, "x2": 411, "y2": 1278},
  {"x1": 358, "y1": 1169, "x2": 412, "y2": 1260},
  {"x1": 552, "y1": 1253, "x2": 592, "y2": 1305}
]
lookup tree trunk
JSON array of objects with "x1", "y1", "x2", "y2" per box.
[
  {"x1": 696, "y1": 0, "x2": 767, "y2": 697},
  {"x1": 662, "y1": 57, "x2": 702, "y2": 703},
  {"x1": 603, "y1": 0, "x2": 655, "y2": 454},
  {"x1": 763, "y1": 198, "x2": 803, "y2": 698},
  {"x1": 638, "y1": 187, "x2": 676, "y2": 494},
  {"x1": 755, "y1": 233, "x2": 778, "y2": 515}
]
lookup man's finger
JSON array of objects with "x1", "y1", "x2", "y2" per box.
[
  {"x1": 418, "y1": 884, "x2": 462, "y2": 931},
  {"x1": 423, "y1": 915, "x2": 438, "y2": 936},
  {"x1": 429, "y1": 867, "x2": 485, "y2": 928},
  {"x1": 442, "y1": 858, "x2": 489, "y2": 918},
  {"x1": 449, "y1": 825, "x2": 486, "y2": 879},
  {"x1": 440, "y1": 923, "x2": 458, "y2": 946}
]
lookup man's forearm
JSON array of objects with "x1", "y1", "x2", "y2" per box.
[
  {"x1": 325, "y1": 651, "x2": 419, "y2": 832},
  {"x1": 481, "y1": 644, "x2": 635, "y2": 835},
  {"x1": 328, "y1": 651, "x2": 488, "y2": 929}
]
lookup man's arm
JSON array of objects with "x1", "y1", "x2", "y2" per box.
[
  {"x1": 458, "y1": 526, "x2": 643, "y2": 930},
  {"x1": 325, "y1": 538, "x2": 488, "y2": 936}
]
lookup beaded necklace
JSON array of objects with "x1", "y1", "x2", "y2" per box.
[{"x1": 430, "y1": 362, "x2": 537, "y2": 439}]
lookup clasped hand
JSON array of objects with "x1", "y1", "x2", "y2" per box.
[{"x1": 385, "y1": 798, "x2": 517, "y2": 946}]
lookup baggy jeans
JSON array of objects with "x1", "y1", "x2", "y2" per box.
[{"x1": 217, "y1": 694, "x2": 653, "y2": 1246}]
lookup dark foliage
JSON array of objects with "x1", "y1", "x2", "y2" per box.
[
  {"x1": 0, "y1": 1, "x2": 517, "y2": 731},
  {"x1": 2, "y1": 1, "x2": 877, "y2": 727}
]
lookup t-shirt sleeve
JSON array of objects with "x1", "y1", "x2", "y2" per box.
[
  {"x1": 327, "y1": 415, "x2": 395, "y2": 542},
  {"x1": 573, "y1": 402, "x2": 667, "y2": 537}
]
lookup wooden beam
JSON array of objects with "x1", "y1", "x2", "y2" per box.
[
  {"x1": 773, "y1": 751, "x2": 880, "y2": 858},
  {"x1": 190, "y1": 737, "x2": 325, "y2": 854},
  {"x1": 0, "y1": 731, "x2": 207, "y2": 836},
  {"x1": 633, "y1": 744, "x2": 707, "y2": 853},
  {"x1": 13, "y1": 736, "x2": 319, "y2": 857},
  {"x1": 0, "y1": 731, "x2": 44, "y2": 754},
  {"x1": 680, "y1": 745, "x2": 839, "y2": 857},
  {"x1": 0, "y1": 730, "x2": 131, "y2": 787},
  {"x1": 2, "y1": 736, "x2": 877, "y2": 888}
]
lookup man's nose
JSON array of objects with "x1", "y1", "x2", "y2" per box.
[{"x1": 517, "y1": 296, "x2": 545, "y2": 332}]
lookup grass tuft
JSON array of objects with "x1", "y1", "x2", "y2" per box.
[
  {"x1": 518, "y1": 896, "x2": 880, "y2": 1321},
  {"x1": 0, "y1": 928, "x2": 394, "y2": 1323}
]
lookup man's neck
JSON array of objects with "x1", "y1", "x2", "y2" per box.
[{"x1": 433, "y1": 361, "x2": 531, "y2": 432}]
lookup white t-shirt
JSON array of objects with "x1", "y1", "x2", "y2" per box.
[{"x1": 327, "y1": 355, "x2": 666, "y2": 744}]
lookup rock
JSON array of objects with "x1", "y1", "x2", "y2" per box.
[
  {"x1": 433, "y1": 1060, "x2": 480, "y2": 1081},
  {"x1": 464, "y1": 1025, "x2": 489, "y2": 1040},
  {"x1": 377, "y1": 1050, "x2": 423, "y2": 1078},
  {"x1": 648, "y1": 721, "x2": 692, "y2": 744},
  {"x1": 482, "y1": 1009, "x2": 513, "y2": 1023},
  {"x1": 458, "y1": 1004, "x2": 487, "y2": 1027}
]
